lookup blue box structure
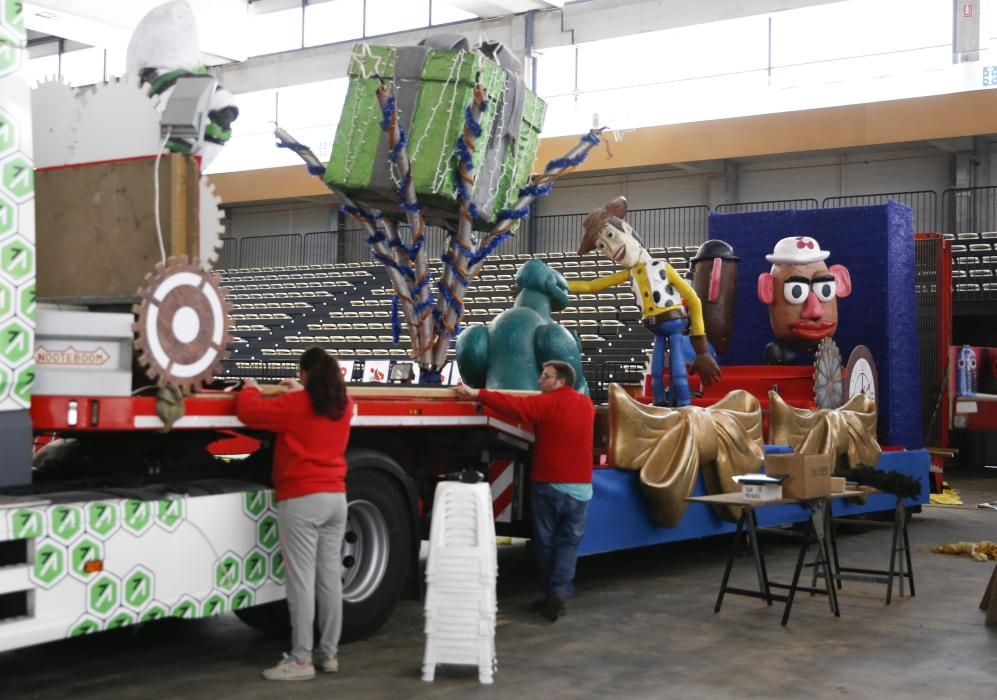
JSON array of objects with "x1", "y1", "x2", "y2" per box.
[
  {"x1": 707, "y1": 202, "x2": 921, "y2": 449},
  {"x1": 576, "y1": 202, "x2": 927, "y2": 555}
]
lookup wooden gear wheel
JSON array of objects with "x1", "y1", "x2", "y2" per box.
[
  {"x1": 133, "y1": 257, "x2": 232, "y2": 392},
  {"x1": 845, "y1": 344, "x2": 879, "y2": 407},
  {"x1": 813, "y1": 337, "x2": 844, "y2": 409}
]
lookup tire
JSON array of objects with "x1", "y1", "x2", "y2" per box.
[
  {"x1": 341, "y1": 467, "x2": 413, "y2": 642},
  {"x1": 234, "y1": 463, "x2": 414, "y2": 643}
]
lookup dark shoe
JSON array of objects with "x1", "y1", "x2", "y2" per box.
[{"x1": 541, "y1": 595, "x2": 565, "y2": 622}]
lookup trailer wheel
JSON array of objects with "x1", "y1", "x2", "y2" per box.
[
  {"x1": 235, "y1": 466, "x2": 412, "y2": 643},
  {"x1": 341, "y1": 468, "x2": 412, "y2": 641}
]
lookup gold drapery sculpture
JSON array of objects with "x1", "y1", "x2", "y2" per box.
[
  {"x1": 767, "y1": 390, "x2": 880, "y2": 468},
  {"x1": 608, "y1": 385, "x2": 765, "y2": 527}
]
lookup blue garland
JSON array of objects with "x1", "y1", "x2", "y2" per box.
[
  {"x1": 452, "y1": 100, "x2": 486, "y2": 224},
  {"x1": 435, "y1": 283, "x2": 464, "y2": 320},
  {"x1": 379, "y1": 95, "x2": 396, "y2": 131},
  {"x1": 495, "y1": 206, "x2": 529, "y2": 221},
  {"x1": 276, "y1": 138, "x2": 326, "y2": 177},
  {"x1": 464, "y1": 104, "x2": 485, "y2": 137},
  {"x1": 582, "y1": 130, "x2": 601, "y2": 146},
  {"x1": 396, "y1": 171, "x2": 421, "y2": 213},
  {"x1": 389, "y1": 128, "x2": 408, "y2": 162},
  {"x1": 379, "y1": 92, "x2": 420, "y2": 217},
  {"x1": 544, "y1": 131, "x2": 601, "y2": 172},
  {"x1": 440, "y1": 252, "x2": 468, "y2": 287},
  {"x1": 432, "y1": 307, "x2": 462, "y2": 337},
  {"x1": 388, "y1": 232, "x2": 425, "y2": 260},
  {"x1": 412, "y1": 270, "x2": 436, "y2": 315},
  {"x1": 454, "y1": 132, "x2": 474, "y2": 172},
  {"x1": 419, "y1": 368, "x2": 443, "y2": 385},
  {"x1": 471, "y1": 231, "x2": 513, "y2": 264},
  {"x1": 340, "y1": 204, "x2": 382, "y2": 222},
  {"x1": 368, "y1": 232, "x2": 415, "y2": 280},
  {"x1": 520, "y1": 181, "x2": 554, "y2": 198},
  {"x1": 391, "y1": 296, "x2": 401, "y2": 343}
]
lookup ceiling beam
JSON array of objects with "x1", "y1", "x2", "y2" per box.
[
  {"x1": 445, "y1": 0, "x2": 563, "y2": 19},
  {"x1": 24, "y1": 0, "x2": 248, "y2": 63}
]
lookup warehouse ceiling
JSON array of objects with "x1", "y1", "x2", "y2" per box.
[{"x1": 22, "y1": 0, "x2": 846, "y2": 67}]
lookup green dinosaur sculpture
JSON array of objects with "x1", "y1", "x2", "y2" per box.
[{"x1": 457, "y1": 259, "x2": 589, "y2": 394}]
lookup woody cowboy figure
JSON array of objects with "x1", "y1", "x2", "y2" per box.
[{"x1": 567, "y1": 196, "x2": 721, "y2": 406}]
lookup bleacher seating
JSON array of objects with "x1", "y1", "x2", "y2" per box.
[
  {"x1": 943, "y1": 232, "x2": 997, "y2": 299},
  {"x1": 217, "y1": 250, "x2": 717, "y2": 400}
]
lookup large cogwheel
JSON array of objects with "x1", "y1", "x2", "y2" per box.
[
  {"x1": 199, "y1": 176, "x2": 226, "y2": 269},
  {"x1": 133, "y1": 257, "x2": 232, "y2": 392},
  {"x1": 72, "y1": 75, "x2": 162, "y2": 165},
  {"x1": 31, "y1": 77, "x2": 81, "y2": 168},
  {"x1": 813, "y1": 337, "x2": 844, "y2": 410}
]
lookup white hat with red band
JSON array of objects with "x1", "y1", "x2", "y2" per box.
[{"x1": 765, "y1": 236, "x2": 830, "y2": 264}]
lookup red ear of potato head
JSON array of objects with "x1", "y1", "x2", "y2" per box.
[
  {"x1": 757, "y1": 272, "x2": 774, "y2": 304},
  {"x1": 829, "y1": 264, "x2": 852, "y2": 297}
]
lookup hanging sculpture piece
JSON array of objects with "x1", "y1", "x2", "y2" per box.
[{"x1": 276, "y1": 35, "x2": 604, "y2": 382}]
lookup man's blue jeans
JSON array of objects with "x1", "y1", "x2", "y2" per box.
[{"x1": 531, "y1": 482, "x2": 590, "y2": 600}]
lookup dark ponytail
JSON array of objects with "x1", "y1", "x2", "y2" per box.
[{"x1": 299, "y1": 346, "x2": 348, "y2": 420}]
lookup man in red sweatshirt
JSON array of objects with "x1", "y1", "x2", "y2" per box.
[{"x1": 455, "y1": 361, "x2": 595, "y2": 622}]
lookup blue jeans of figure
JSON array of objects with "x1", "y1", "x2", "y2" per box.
[
  {"x1": 649, "y1": 316, "x2": 691, "y2": 407},
  {"x1": 530, "y1": 482, "x2": 589, "y2": 600}
]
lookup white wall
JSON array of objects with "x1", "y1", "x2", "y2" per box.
[
  {"x1": 224, "y1": 144, "x2": 960, "y2": 243},
  {"x1": 225, "y1": 202, "x2": 337, "y2": 238}
]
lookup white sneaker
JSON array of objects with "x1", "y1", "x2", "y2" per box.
[
  {"x1": 318, "y1": 654, "x2": 339, "y2": 673},
  {"x1": 262, "y1": 653, "x2": 315, "y2": 681}
]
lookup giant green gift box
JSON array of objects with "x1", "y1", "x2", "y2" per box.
[{"x1": 326, "y1": 42, "x2": 546, "y2": 230}]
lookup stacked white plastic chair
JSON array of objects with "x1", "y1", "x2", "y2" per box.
[{"x1": 422, "y1": 480, "x2": 498, "y2": 684}]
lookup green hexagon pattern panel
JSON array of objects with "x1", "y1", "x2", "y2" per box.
[{"x1": 2, "y1": 0, "x2": 25, "y2": 37}]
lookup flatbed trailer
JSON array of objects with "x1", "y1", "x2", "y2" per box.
[{"x1": 0, "y1": 385, "x2": 930, "y2": 653}]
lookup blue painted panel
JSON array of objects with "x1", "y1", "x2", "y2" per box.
[
  {"x1": 579, "y1": 449, "x2": 929, "y2": 556},
  {"x1": 706, "y1": 203, "x2": 921, "y2": 448}
]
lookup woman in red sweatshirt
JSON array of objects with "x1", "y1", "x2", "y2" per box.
[{"x1": 236, "y1": 346, "x2": 353, "y2": 682}]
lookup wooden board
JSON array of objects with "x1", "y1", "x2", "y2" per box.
[{"x1": 36, "y1": 154, "x2": 199, "y2": 303}]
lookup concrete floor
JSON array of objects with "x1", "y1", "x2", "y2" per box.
[{"x1": 2, "y1": 471, "x2": 996, "y2": 700}]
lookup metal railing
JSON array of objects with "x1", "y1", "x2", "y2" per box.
[
  {"x1": 217, "y1": 236, "x2": 238, "y2": 269},
  {"x1": 237, "y1": 233, "x2": 302, "y2": 268},
  {"x1": 715, "y1": 198, "x2": 819, "y2": 213},
  {"x1": 218, "y1": 190, "x2": 955, "y2": 268},
  {"x1": 941, "y1": 186, "x2": 997, "y2": 235},
  {"x1": 531, "y1": 205, "x2": 709, "y2": 253},
  {"x1": 822, "y1": 191, "x2": 938, "y2": 233},
  {"x1": 915, "y1": 235, "x2": 943, "y2": 446}
]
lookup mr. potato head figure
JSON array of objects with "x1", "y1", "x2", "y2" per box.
[{"x1": 757, "y1": 236, "x2": 852, "y2": 365}]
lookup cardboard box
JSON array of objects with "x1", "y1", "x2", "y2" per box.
[
  {"x1": 830, "y1": 476, "x2": 846, "y2": 493},
  {"x1": 764, "y1": 453, "x2": 832, "y2": 500},
  {"x1": 741, "y1": 482, "x2": 783, "y2": 502}
]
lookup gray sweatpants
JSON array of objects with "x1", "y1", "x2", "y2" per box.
[{"x1": 277, "y1": 492, "x2": 348, "y2": 663}]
